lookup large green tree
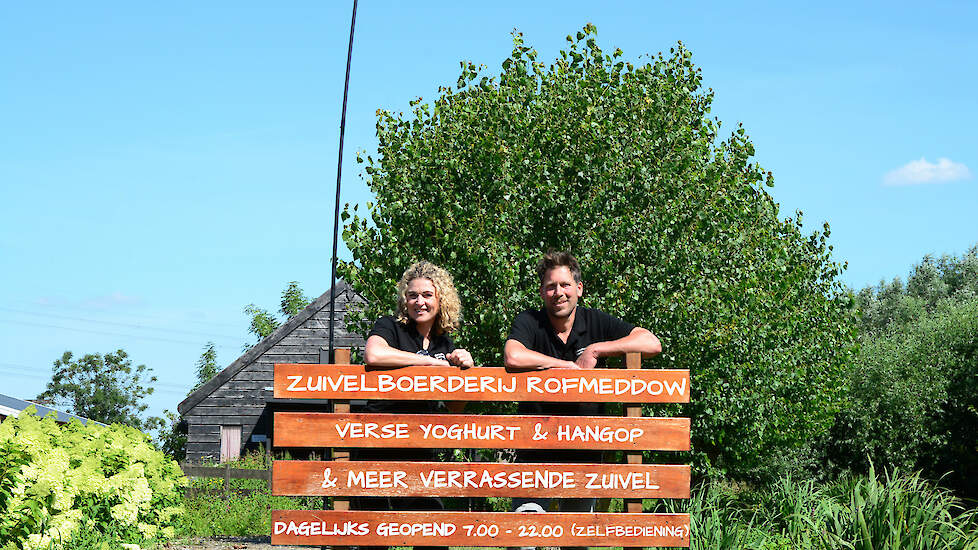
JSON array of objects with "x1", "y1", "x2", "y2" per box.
[
  {"x1": 38, "y1": 349, "x2": 158, "y2": 430},
  {"x1": 340, "y1": 25, "x2": 856, "y2": 480}
]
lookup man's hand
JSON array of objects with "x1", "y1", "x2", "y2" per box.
[
  {"x1": 574, "y1": 346, "x2": 600, "y2": 369},
  {"x1": 446, "y1": 349, "x2": 475, "y2": 368}
]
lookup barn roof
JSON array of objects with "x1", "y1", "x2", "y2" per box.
[{"x1": 177, "y1": 280, "x2": 361, "y2": 416}]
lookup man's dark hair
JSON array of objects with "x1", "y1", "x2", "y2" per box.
[{"x1": 536, "y1": 251, "x2": 582, "y2": 284}]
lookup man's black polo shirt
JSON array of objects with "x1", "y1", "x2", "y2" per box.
[
  {"x1": 508, "y1": 306, "x2": 635, "y2": 417},
  {"x1": 508, "y1": 306, "x2": 634, "y2": 463},
  {"x1": 360, "y1": 315, "x2": 455, "y2": 415}
]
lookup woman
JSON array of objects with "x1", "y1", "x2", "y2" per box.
[
  {"x1": 355, "y1": 261, "x2": 472, "y2": 550},
  {"x1": 364, "y1": 260, "x2": 474, "y2": 371}
]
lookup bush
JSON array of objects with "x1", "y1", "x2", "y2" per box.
[
  {"x1": 0, "y1": 408, "x2": 185, "y2": 549},
  {"x1": 827, "y1": 284, "x2": 978, "y2": 496}
]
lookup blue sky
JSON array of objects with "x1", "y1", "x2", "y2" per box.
[{"x1": 1, "y1": 1, "x2": 975, "y2": 423}]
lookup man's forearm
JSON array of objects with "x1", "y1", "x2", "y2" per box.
[
  {"x1": 588, "y1": 328, "x2": 662, "y2": 358},
  {"x1": 504, "y1": 340, "x2": 575, "y2": 369}
]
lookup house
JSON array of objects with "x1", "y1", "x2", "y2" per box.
[
  {"x1": 178, "y1": 281, "x2": 366, "y2": 463},
  {"x1": 0, "y1": 393, "x2": 102, "y2": 425}
]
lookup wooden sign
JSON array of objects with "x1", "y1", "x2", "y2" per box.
[
  {"x1": 274, "y1": 412, "x2": 690, "y2": 451},
  {"x1": 273, "y1": 460, "x2": 690, "y2": 498},
  {"x1": 274, "y1": 364, "x2": 690, "y2": 403},
  {"x1": 271, "y1": 510, "x2": 690, "y2": 547}
]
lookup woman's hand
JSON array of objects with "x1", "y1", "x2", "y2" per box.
[
  {"x1": 446, "y1": 348, "x2": 474, "y2": 368},
  {"x1": 366, "y1": 335, "x2": 450, "y2": 367}
]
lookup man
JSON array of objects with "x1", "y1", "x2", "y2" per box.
[{"x1": 504, "y1": 251, "x2": 662, "y2": 519}]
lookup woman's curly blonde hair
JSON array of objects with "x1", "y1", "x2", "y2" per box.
[{"x1": 396, "y1": 261, "x2": 462, "y2": 335}]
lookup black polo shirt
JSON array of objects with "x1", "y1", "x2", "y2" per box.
[
  {"x1": 359, "y1": 315, "x2": 455, "y2": 415},
  {"x1": 508, "y1": 306, "x2": 635, "y2": 462},
  {"x1": 355, "y1": 316, "x2": 452, "y2": 497}
]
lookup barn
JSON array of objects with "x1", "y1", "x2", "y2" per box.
[{"x1": 178, "y1": 281, "x2": 366, "y2": 463}]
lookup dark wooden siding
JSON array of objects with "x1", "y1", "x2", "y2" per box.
[{"x1": 183, "y1": 286, "x2": 366, "y2": 464}]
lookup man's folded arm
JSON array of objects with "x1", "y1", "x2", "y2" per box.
[
  {"x1": 575, "y1": 328, "x2": 662, "y2": 368},
  {"x1": 503, "y1": 339, "x2": 578, "y2": 370}
]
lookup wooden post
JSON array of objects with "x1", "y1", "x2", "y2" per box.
[
  {"x1": 329, "y1": 349, "x2": 351, "y2": 550},
  {"x1": 624, "y1": 352, "x2": 643, "y2": 550},
  {"x1": 224, "y1": 462, "x2": 231, "y2": 497}
]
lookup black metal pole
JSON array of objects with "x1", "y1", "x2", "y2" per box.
[
  {"x1": 328, "y1": 0, "x2": 358, "y2": 364},
  {"x1": 326, "y1": 5, "x2": 357, "y2": 541}
]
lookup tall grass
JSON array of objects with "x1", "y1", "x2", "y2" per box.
[
  {"x1": 817, "y1": 465, "x2": 978, "y2": 550},
  {"x1": 655, "y1": 466, "x2": 978, "y2": 550}
]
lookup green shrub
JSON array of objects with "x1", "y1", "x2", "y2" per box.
[
  {"x1": 829, "y1": 247, "x2": 978, "y2": 497},
  {"x1": 175, "y1": 491, "x2": 319, "y2": 537},
  {"x1": 0, "y1": 408, "x2": 185, "y2": 549},
  {"x1": 827, "y1": 297, "x2": 978, "y2": 496}
]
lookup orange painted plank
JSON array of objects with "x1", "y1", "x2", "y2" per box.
[
  {"x1": 274, "y1": 412, "x2": 691, "y2": 451},
  {"x1": 272, "y1": 460, "x2": 690, "y2": 498},
  {"x1": 274, "y1": 364, "x2": 690, "y2": 403},
  {"x1": 270, "y1": 510, "x2": 689, "y2": 547}
]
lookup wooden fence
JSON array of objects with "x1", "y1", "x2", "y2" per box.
[
  {"x1": 270, "y1": 351, "x2": 691, "y2": 547},
  {"x1": 179, "y1": 462, "x2": 271, "y2": 497}
]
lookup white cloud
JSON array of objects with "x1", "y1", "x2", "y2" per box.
[{"x1": 883, "y1": 157, "x2": 972, "y2": 186}]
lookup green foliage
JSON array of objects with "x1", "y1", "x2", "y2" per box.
[
  {"x1": 827, "y1": 246, "x2": 978, "y2": 497},
  {"x1": 153, "y1": 342, "x2": 218, "y2": 461},
  {"x1": 242, "y1": 304, "x2": 279, "y2": 343},
  {"x1": 340, "y1": 25, "x2": 856, "y2": 481},
  {"x1": 0, "y1": 409, "x2": 185, "y2": 550},
  {"x1": 856, "y1": 246, "x2": 978, "y2": 334},
  {"x1": 175, "y1": 452, "x2": 318, "y2": 537},
  {"x1": 280, "y1": 281, "x2": 311, "y2": 317},
  {"x1": 38, "y1": 349, "x2": 159, "y2": 431},
  {"x1": 243, "y1": 281, "x2": 312, "y2": 344},
  {"x1": 152, "y1": 410, "x2": 187, "y2": 462},
  {"x1": 192, "y1": 342, "x2": 219, "y2": 391},
  {"x1": 176, "y1": 491, "x2": 318, "y2": 538}
]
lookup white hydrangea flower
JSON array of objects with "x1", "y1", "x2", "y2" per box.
[
  {"x1": 137, "y1": 522, "x2": 158, "y2": 538},
  {"x1": 130, "y1": 477, "x2": 153, "y2": 505},
  {"x1": 48, "y1": 510, "x2": 82, "y2": 542},
  {"x1": 110, "y1": 501, "x2": 139, "y2": 525},
  {"x1": 25, "y1": 533, "x2": 53, "y2": 550}
]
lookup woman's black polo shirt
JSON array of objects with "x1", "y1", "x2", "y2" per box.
[{"x1": 360, "y1": 315, "x2": 455, "y2": 415}]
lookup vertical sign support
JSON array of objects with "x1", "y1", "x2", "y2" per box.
[
  {"x1": 326, "y1": 348, "x2": 352, "y2": 550},
  {"x1": 624, "y1": 351, "x2": 643, "y2": 550}
]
